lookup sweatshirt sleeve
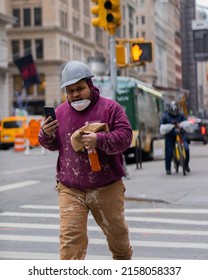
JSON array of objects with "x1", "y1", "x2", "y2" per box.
[
  {"x1": 96, "y1": 102, "x2": 133, "y2": 155},
  {"x1": 38, "y1": 128, "x2": 59, "y2": 151}
]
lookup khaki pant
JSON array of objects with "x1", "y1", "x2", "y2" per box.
[{"x1": 57, "y1": 180, "x2": 133, "y2": 260}]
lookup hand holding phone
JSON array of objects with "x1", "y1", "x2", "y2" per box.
[
  {"x1": 42, "y1": 107, "x2": 58, "y2": 136},
  {"x1": 44, "y1": 106, "x2": 56, "y2": 122}
]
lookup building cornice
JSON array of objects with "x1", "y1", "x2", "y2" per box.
[
  {"x1": 7, "y1": 26, "x2": 96, "y2": 48},
  {"x1": 0, "y1": 13, "x2": 16, "y2": 24}
]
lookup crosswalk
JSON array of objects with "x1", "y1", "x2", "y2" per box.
[{"x1": 0, "y1": 204, "x2": 208, "y2": 260}]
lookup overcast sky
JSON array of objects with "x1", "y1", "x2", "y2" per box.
[{"x1": 196, "y1": 0, "x2": 208, "y2": 8}]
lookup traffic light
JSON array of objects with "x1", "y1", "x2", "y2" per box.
[
  {"x1": 91, "y1": 0, "x2": 107, "y2": 28},
  {"x1": 104, "y1": 0, "x2": 121, "y2": 33},
  {"x1": 131, "y1": 42, "x2": 153, "y2": 63}
]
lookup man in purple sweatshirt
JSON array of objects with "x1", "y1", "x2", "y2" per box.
[{"x1": 39, "y1": 60, "x2": 133, "y2": 260}]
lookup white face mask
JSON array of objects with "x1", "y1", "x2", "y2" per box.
[{"x1": 70, "y1": 99, "x2": 91, "y2": 111}]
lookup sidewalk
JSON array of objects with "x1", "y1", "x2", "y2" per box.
[{"x1": 124, "y1": 143, "x2": 208, "y2": 205}]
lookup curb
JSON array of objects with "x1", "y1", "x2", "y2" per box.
[{"x1": 125, "y1": 196, "x2": 171, "y2": 204}]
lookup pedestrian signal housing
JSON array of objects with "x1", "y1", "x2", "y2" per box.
[
  {"x1": 131, "y1": 42, "x2": 153, "y2": 62},
  {"x1": 116, "y1": 45, "x2": 126, "y2": 66}
]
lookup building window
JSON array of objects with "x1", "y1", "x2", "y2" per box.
[
  {"x1": 37, "y1": 74, "x2": 46, "y2": 96},
  {"x1": 72, "y1": 45, "x2": 81, "y2": 60},
  {"x1": 72, "y1": 17, "x2": 80, "y2": 33},
  {"x1": 13, "y1": 9, "x2": 20, "y2": 27},
  {"x1": 123, "y1": 25, "x2": 126, "y2": 37},
  {"x1": 60, "y1": 10, "x2": 67, "y2": 29},
  {"x1": 64, "y1": 12, "x2": 68, "y2": 29},
  {"x1": 34, "y1": 7, "x2": 42, "y2": 26},
  {"x1": 128, "y1": 6, "x2": 134, "y2": 19},
  {"x1": 23, "y1": 40, "x2": 31, "y2": 55},
  {"x1": 60, "y1": 10, "x2": 64, "y2": 28},
  {"x1": 13, "y1": 74, "x2": 45, "y2": 98},
  {"x1": 95, "y1": 29, "x2": 104, "y2": 47},
  {"x1": 142, "y1": 64, "x2": 146, "y2": 72},
  {"x1": 83, "y1": 0, "x2": 90, "y2": 16},
  {"x1": 23, "y1": 8, "x2": 31, "y2": 26},
  {"x1": 11, "y1": 40, "x2": 20, "y2": 58},
  {"x1": 129, "y1": 23, "x2": 134, "y2": 38},
  {"x1": 123, "y1": 6, "x2": 126, "y2": 21},
  {"x1": 142, "y1": 31, "x2": 146, "y2": 38},
  {"x1": 72, "y1": 0, "x2": 79, "y2": 10},
  {"x1": 141, "y1": 16, "x2": 145, "y2": 24},
  {"x1": 140, "y1": 0, "x2": 145, "y2": 7},
  {"x1": 84, "y1": 23, "x2": 90, "y2": 38},
  {"x1": 35, "y1": 39, "x2": 43, "y2": 59}
]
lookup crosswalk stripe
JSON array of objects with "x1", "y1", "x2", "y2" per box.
[
  {"x1": 21, "y1": 205, "x2": 59, "y2": 210},
  {"x1": 21, "y1": 205, "x2": 208, "y2": 215},
  {"x1": 0, "y1": 234, "x2": 208, "y2": 250},
  {"x1": 1, "y1": 222, "x2": 208, "y2": 236},
  {"x1": 0, "y1": 181, "x2": 39, "y2": 192},
  {"x1": 0, "y1": 212, "x2": 59, "y2": 218},
  {"x1": 0, "y1": 165, "x2": 55, "y2": 175},
  {"x1": 0, "y1": 251, "x2": 60, "y2": 260},
  {"x1": 0, "y1": 251, "x2": 110, "y2": 260},
  {"x1": 1, "y1": 211, "x2": 208, "y2": 226},
  {"x1": 0, "y1": 251, "x2": 166, "y2": 260},
  {"x1": 126, "y1": 208, "x2": 208, "y2": 214}
]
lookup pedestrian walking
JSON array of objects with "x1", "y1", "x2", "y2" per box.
[{"x1": 38, "y1": 60, "x2": 133, "y2": 260}]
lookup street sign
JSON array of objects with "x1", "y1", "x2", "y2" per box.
[
  {"x1": 193, "y1": 29, "x2": 208, "y2": 61},
  {"x1": 192, "y1": 20, "x2": 208, "y2": 61}
]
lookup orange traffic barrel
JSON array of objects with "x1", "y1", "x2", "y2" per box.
[{"x1": 14, "y1": 134, "x2": 25, "y2": 152}]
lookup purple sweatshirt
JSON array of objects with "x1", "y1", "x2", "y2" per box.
[{"x1": 38, "y1": 81, "x2": 132, "y2": 190}]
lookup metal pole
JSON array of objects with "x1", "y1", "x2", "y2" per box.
[{"x1": 109, "y1": 34, "x2": 117, "y2": 100}]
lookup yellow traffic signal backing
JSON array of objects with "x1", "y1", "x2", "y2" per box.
[
  {"x1": 91, "y1": 0, "x2": 107, "y2": 28},
  {"x1": 104, "y1": 0, "x2": 121, "y2": 34}
]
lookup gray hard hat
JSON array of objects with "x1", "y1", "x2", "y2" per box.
[{"x1": 61, "y1": 60, "x2": 94, "y2": 88}]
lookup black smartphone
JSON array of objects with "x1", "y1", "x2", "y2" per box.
[{"x1": 44, "y1": 106, "x2": 56, "y2": 121}]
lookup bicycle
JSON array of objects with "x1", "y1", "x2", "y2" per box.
[{"x1": 172, "y1": 127, "x2": 187, "y2": 176}]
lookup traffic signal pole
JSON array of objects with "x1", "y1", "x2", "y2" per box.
[
  {"x1": 91, "y1": 0, "x2": 121, "y2": 99},
  {"x1": 109, "y1": 34, "x2": 117, "y2": 100}
]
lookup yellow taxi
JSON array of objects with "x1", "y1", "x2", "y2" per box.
[
  {"x1": 0, "y1": 115, "x2": 44, "y2": 150},
  {"x1": 0, "y1": 116, "x2": 28, "y2": 149}
]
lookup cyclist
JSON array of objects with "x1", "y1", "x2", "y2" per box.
[{"x1": 159, "y1": 101, "x2": 190, "y2": 175}]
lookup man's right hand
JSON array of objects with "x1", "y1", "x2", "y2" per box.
[{"x1": 42, "y1": 117, "x2": 59, "y2": 136}]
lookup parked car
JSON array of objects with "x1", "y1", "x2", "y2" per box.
[{"x1": 184, "y1": 116, "x2": 208, "y2": 145}]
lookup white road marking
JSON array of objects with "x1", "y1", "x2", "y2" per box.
[
  {"x1": 0, "y1": 222, "x2": 208, "y2": 236},
  {"x1": 0, "y1": 251, "x2": 166, "y2": 260},
  {"x1": 0, "y1": 181, "x2": 39, "y2": 192},
  {"x1": 1, "y1": 211, "x2": 208, "y2": 226},
  {"x1": 21, "y1": 205, "x2": 208, "y2": 215},
  {"x1": 0, "y1": 235, "x2": 208, "y2": 250},
  {"x1": 0, "y1": 164, "x2": 55, "y2": 175}
]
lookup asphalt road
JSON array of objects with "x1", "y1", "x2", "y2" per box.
[{"x1": 0, "y1": 143, "x2": 208, "y2": 260}]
